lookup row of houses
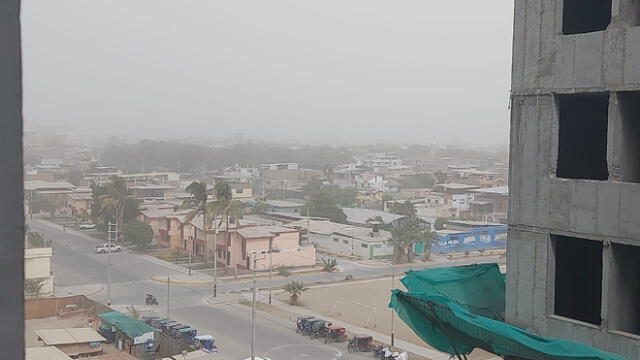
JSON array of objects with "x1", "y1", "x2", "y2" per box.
[{"x1": 138, "y1": 206, "x2": 315, "y2": 271}]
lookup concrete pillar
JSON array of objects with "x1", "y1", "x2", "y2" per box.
[{"x1": 0, "y1": 0, "x2": 25, "y2": 358}]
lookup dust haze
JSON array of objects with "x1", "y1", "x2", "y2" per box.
[{"x1": 21, "y1": 1, "x2": 513, "y2": 146}]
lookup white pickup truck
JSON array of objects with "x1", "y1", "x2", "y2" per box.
[{"x1": 95, "y1": 243, "x2": 121, "y2": 254}]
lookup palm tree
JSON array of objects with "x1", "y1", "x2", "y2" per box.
[
  {"x1": 283, "y1": 281, "x2": 308, "y2": 305},
  {"x1": 99, "y1": 176, "x2": 140, "y2": 241},
  {"x1": 182, "y1": 181, "x2": 210, "y2": 259},
  {"x1": 213, "y1": 182, "x2": 233, "y2": 267}
]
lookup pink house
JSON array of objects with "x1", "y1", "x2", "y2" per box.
[{"x1": 220, "y1": 225, "x2": 315, "y2": 271}]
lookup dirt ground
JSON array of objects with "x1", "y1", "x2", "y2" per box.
[{"x1": 273, "y1": 277, "x2": 496, "y2": 360}]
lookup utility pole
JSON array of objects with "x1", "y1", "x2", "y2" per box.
[
  {"x1": 268, "y1": 238, "x2": 273, "y2": 304},
  {"x1": 166, "y1": 270, "x2": 170, "y2": 318},
  {"x1": 213, "y1": 228, "x2": 218, "y2": 297},
  {"x1": 250, "y1": 255, "x2": 257, "y2": 360},
  {"x1": 107, "y1": 221, "x2": 114, "y2": 305},
  {"x1": 249, "y1": 254, "x2": 265, "y2": 360},
  {"x1": 390, "y1": 264, "x2": 395, "y2": 347}
]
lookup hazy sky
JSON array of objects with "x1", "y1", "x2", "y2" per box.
[{"x1": 22, "y1": 1, "x2": 514, "y2": 146}]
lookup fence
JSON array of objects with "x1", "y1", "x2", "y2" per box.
[{"x1": 25, "y1": 295, "x2": 96, "y2": 320}]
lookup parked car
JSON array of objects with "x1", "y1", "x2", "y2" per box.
[
  {"x1": 79, "y1": 223, "x2": 96, "y2": 229},
  {"x1": 95, "y1": 243, "x2": 121, "y2": 254}
]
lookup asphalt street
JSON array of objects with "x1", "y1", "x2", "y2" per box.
[
  {"x1": 29, "y1": 218, "x2": 505, "y2": 360},
  {"x1": 28, "y1": 219, "x2": 377, "y2": 360}
]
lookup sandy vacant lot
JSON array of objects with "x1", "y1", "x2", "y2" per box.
[{"x1": 274, "y1": 277, "x2": 495, "y2": 360}]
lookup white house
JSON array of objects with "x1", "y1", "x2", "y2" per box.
[{"x1": 25, "y1": 247, "x2": 54, "y2": 297}]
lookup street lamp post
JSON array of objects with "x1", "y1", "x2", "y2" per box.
[
  {"x1": 390, "y1": 264, "x2": 396, "y2": 347},
  {"x1": 213, "y1": 228, "x2": 219, "y2": 297},
  {"x1": 268, "y1": 238, "x2": 273, "y2": 304}
]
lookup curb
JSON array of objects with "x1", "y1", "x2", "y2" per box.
[{"x1": 150, "y1": 277, "x2": 212, "y2": 286}]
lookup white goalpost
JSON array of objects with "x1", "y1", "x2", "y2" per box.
[{"x1": 330, "y1": 298, "x2": 377, "y2": 328}]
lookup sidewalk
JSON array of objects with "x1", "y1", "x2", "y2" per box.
[
  {"x1": 267, "y1": 297, "x2": 451, "y2": 360},
  {"x1": 150, "y1": 271, "x2": 216, "y2": 286},
  {"x1": 55, "y1": 283, "x2": 104, "y2": 297}
]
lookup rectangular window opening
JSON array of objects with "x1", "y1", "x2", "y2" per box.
[
  {"x1": 552, "y1": 234, "x2": 603, "y2": 326},
  {"x1": 562, "y1": 0, "x2": 612, "y2": 34},
  {"x1": 619, "y1": 92, "x2": 640, "y2": 182},
  {"x1": 609, "y1": 243, "x2": 640, "y2": 335},
  {"x1": 556, "y1": 93, "x2": 609, "y2": 180}
]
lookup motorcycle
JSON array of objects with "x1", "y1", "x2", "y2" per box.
[{"x1": 145, "y1": 294, "x2": 159, "y2": 306}]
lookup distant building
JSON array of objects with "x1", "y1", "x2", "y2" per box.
[
  {"x1": 233, "y1": 225, "x2": 315, "y2": 270},
  {"x1": 65, "y1": 188, "x2": 92, "y2": 221},
  {"x1": 227, "y1": 182, "x2": 253, "y2": 200},
  {"x1": 259, "y1": 162, "x2": 299, "y2": 170},
  {"x1": 355, "y1": 153, "x2": 402, "y2": 168},
  {"x1": 355, "y1": 174, "x2": 387, "y2": 192},
  {"x1": 287, "y1": 219, "x2": 393, "y2": 260},
  {"x1": 431, "y1": 183, "x2": 480, "y2": 195},
  {"x1": 129, "y1": 183, "x2": 176, "y2": 201},
  {"x1": 264, "y1": 200, "x2": 305, "y2": 214}
]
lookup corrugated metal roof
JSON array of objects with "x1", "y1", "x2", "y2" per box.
[
  {"x1": 286, "y1": 219, "x2": 351, "y2": 235},
  {"x1": 98, "y1": 311, "x2": 156, "y2": 339},
  {"x1": 26, "y1": 347, "x2": 72, "y2": 360},
  {"x1": 341, "y1": 207, "x2": 406, "y2": 225},
  {"x1": 35, "y1": 328, "x2": 105, "y2": 345}
]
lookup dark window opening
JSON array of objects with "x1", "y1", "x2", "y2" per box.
[
  {"x1": 609, "y1": 243, "x2": 640, "y2": 335},
  {"x1": 553, "y1": 234, "x2": 603, "y2": 325},
  {"x1": 562, "y1": 0, "x2": 612, "y2": 34},
  {"x1": 619, "y1": 92, "x2": 640, "y2": 182},
  {"x1": 556, "y1": 93, "x2": 609, "y2": 180}
]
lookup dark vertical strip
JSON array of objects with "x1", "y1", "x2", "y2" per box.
[{"x1": 0, "y1": 0, "x2": 24, "y2": 359}]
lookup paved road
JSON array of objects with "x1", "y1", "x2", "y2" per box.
[
  {"x1": 28, "y1": 220, "x2": 377, "y2": 359},
  {"x1": 30, "y1": 219, "x2": 504, "y2": 360}
]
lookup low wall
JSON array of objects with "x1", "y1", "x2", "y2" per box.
[
  {"x1": 25, "y1": 295, "x2": 95, "y2": 320},
  {"x1": 253, "y1": 246, "x2": 316, "y2": 270}
]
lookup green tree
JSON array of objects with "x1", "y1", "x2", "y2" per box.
[
  {"x1": 302, "y1": 179, "x2": 356, "y2": 207},
  {"x1": 304, "y1": 192, "x2": 347, "y2": 223},
  {"x1": 434, "y1": 217, "x2": 448, "y2": 230},
  {"x1": 98, "y1": 176, "x2": 141, "y2": 233},
  {"x1": 24, "y1": 278, "x2": 44, "y2": 298},
  {"x1": 67, "y1": 168, "x2": 84, "y2": 186},
  {"x1": 390, "y1": 218, "x2": 436, "y2": 263},
  {"x1": 89, "y1": 182, "x2": 107, "y2": 223},
  {"x1": 283, "y1": 281, "x2": 308, "y2": 305},
  {"x1": 434, "y1": 171, "x2": 447, "y2": 184},
  {"x1": 389, "y1": 200, "x2": 417, "y2": 218},
  {"x1": 366, "y1": 216, "x2": 392, "y2": 232},
  {"x1": 182, "y1": 181, "x2": 211, "y2": 257},
  {"x1": 122, "y1": 220, "x2": 154, "y2": 250}
]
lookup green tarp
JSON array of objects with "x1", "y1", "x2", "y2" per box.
[
  {"x1": 389, "y1": 263, "x2": 627, "y2": 360},
  {"x1": 98, "y1": 311, "x2": 156, "y2": 339}
]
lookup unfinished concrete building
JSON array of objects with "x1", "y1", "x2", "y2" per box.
[{"x1": 508, "y1": 1, "x2": 640, "y2": 358}]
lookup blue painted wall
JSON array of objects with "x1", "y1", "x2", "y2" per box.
[{"x1": 418, "y1": 225, "x2": 507, "y2": 254}]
